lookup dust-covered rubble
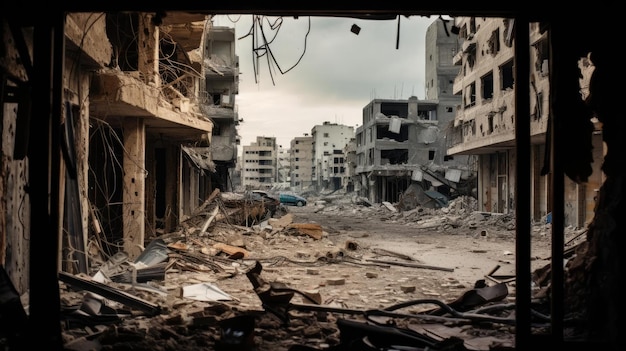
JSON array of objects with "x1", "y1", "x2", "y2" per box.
[{"x1": 53, "y1": 192, "x2": 583, "y2": 351}]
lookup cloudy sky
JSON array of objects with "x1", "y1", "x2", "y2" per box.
[{"x1": 211, "y1": 14, "x2": 443, "y2": 149}]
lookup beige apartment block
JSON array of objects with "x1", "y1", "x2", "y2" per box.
[
  {"x1": 290, "y1": 135, "x2": 314, "y2": 191},
  {"x1": 447, "y1": 18, "x2": 603, "y2": 227},
  {"x1": 241, "y1": 136, "x2": 278, "y2": 190}
]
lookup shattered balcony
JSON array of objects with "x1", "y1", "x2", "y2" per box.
[{"x1": 90, "y1": 69, "x2": 213, "y2": 142}]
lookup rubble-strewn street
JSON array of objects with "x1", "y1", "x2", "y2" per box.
[{"x1": 55, "y1": 191, "x2": 586, "y2": 351}]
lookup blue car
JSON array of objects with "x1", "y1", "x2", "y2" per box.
[{"x1": 279, "y1": 193, "x2": 307, "y2": 206}]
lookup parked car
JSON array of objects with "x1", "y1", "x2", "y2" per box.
[{"x1": 279, "y1": 193, "x2": 307, "y2": 207}]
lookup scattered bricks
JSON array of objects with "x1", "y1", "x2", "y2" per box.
[
  {"x1": 400, "y1": 285, "x2": 416, "y2": 293},
  {"x1": 203, "y1": 303, "x2": 232, "y2": 315},
  {"x1": 365, "y1": 271, "x2": 378, "y2": 278},
  {"x1": 306, "y1": 268, "x2": 320, "y2": 275},
  {"x1": 191, "y1": 314, "x2": 219, "y2": 327},
  {"x1": 164, "y1": 313, "x2": 185, "y2": 325},
  {"x1": 326, "y1": 277, "x2": 346, "y2": 286},
  {"x1": 303, "y1": 325, "x2": 322, "y2": 337}
]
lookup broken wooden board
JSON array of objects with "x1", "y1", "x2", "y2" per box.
[
  {"x1": 213, "y1": 242, "x2": 250, "y2": 258},
  {"x1": 268, "y1": 213, "x2": 294, "y2": 229},
  {"x1": 287, "y1": 223, "x2": 323, "y2": 240}
]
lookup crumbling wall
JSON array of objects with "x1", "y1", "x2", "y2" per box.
[{"x1": 1, "y1": 102, "x2": 30, "y2": 294}]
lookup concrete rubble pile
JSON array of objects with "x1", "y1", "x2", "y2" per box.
[{"x1": 49, "y1": 191, "x2": 580, "y2": 351}]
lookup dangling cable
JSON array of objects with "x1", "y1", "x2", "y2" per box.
[{"x1": 396, "y1": 15, "x2": 401, "y2": 50}]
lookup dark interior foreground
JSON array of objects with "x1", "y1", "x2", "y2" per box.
[{"x1": 2, "y1": 2, "x2": 625, "y2": 350}]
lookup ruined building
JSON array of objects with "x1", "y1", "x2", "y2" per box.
[
  {"x1": 446, "y1": 17, "x2": 604, "y2": 227},
  {"x1": 1, "y1": 11, "x2": 239, "y2": 304},
  {"x1": 355, "y1": 19, "x2": 475, "y2": 205},
  {"x1": 311, "y1": 122, "x2": 355, "y2": 191}
]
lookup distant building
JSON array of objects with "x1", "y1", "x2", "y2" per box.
[
  {"x1": 241, "y1": 136, "x2": 278, "y2": 190},
  {"x1": 355, "y1": 18, "x2": 473, "y2": 205},
  {"x1": 200, "y1": 25, "x2": 240, "y2": 192},
  {"x1": 343, "y1": 138, "x2": 358, "y2": 192},
  {"x1": 276, "y1": 146, "x2": 291, "y2": 188},
  {"x1": 311, "y1": 122, "x2": 355, "y2": 191},
  {"x1": 289, "y1": 135, "x2": 314, "y2": 191}
]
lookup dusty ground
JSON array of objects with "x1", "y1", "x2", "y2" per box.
[{"x1": 59, "y1": 196, "x2": 586, "y2": 351}]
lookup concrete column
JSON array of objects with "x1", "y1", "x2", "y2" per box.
[
  {"x1": 122, "y1": 118, "x2": 146, "y2": 260},
  {"x1": 138, "y1": 13, "x2": 160, "y2": 87}
]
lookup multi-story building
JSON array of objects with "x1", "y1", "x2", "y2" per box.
[
  {"x1": 87, "y1": 13, "x2": 225, "y2": 259},
  {"x1": 200, "y1": 24, "x2": 240, "y2": 191},
  {"x1": 289, "y1": 135, "x2": 314, "y2": 191},
  {"x1": 355, "y1": 18, "x2": 473, "y2": 205},
  {"x1": 311, "y1": 122, "x2": 355, "y2": 191},
  {"x1": 0, "y1": 12, "x2": 237, "y2": 292},
  {"x1": 446, "y1": 17, "x2": 604, "y2": 226},
  {"x1": 241, "y1": 136, "x2": 278, "y2": 189},
  {"x1": 343, "y1": 138, "x2": 358, "y2": 192},
  {"x1": 276, "y1": 146, "x2": 291, "y2": 188}
]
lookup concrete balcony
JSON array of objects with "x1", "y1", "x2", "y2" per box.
[{"x1": 90, "y1": 69, "x2": 213, "y2": 141}]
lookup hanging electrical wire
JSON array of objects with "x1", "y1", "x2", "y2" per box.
[{"x1": 238, "y1": 15, "x2": 311, "y2": 85}]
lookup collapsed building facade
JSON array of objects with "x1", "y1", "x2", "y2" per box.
[
  {"x1": 446, "y1": 18, "x2": 604, "y2": 227},
  {"x1": 355, "y1": 19, "x2": 475, "y2": 206},
  {"x1": 1, "y1": 12, "x2": 240, "y2": 289}
]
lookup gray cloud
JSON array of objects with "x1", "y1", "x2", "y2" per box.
[{"x1": 213, "y1": 14, "x2": 441, "y2": 148}]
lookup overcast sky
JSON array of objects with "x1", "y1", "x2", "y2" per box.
[{"x1": 211, "y1": 14, "x2": 442, "y2": 149}]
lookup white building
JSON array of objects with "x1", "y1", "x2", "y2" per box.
[
  {"x1": 241, "y1": 136, "x2": 278, "y2": 190},
  {"x1": 311, "y1": 122, "x2": 355, "y2": 191},
  {"x1": 276, "y1": 146, "x2": 291, "y2": 188}
]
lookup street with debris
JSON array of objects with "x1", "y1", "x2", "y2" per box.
[{"x1": 56, "y1": 191, "x2": 585, "y2": 350}]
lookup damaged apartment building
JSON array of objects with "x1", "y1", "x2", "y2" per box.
[
  {"x1": 446, "y1": 17, "x2": 604, "y2": 227},
  {"x1": 355, "y1": 19, "x2": 475, "y2": 207},
  {"x1": 0, "y1": 12, "x2": 240, "y2": 289}
]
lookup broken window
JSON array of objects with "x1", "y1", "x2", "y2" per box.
[
  {"x1": 380, "y1": 102, "x2": 409, "y2": 118},
  {"x1": 464, "y1": 82, "x2": 476, "y2": 108},
  {"x1": 211, "y1": 123, "x2": 222, "y2": 136},
  {"x1": 377, "y1": 124, "x2": 409, "y2": 141},
  {"x1": 463, "y1": 120, "x2": 476, "y2": 137},
  {"x1": 381, "y1": 149, "x2": 408, "y2": 165},
  {"x1": 106, "y1": 13, "x2": 140, "y2": 71},
  {"x1": 500, "y1": 60, "x2": 514, "y2": 90},
  {"x1": 503, "y1": 18, "x2": 515, "y2": 47},
  {"x1": 469, "y1": 17, "x2": 476, "y2": 38},
  {"x1": 417, "y1": 109, "x2": 437, "y2": 120},
  {"x1": 481, "y1": 71, "x2": 494, "y2": 100},
  {"x1": 465, "y1": 43, "x2": 476, "y2": 69},
  {"x1": 487, "y1": 28, "x2": 500, "y2": 56}
]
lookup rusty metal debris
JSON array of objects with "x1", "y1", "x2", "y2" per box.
[
  {"x1": 243, "y1": 260, "x2": 521, "y2": 351},
  {"x1": 51, "y1": 192, "x2": 553, "y2": 350}
]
